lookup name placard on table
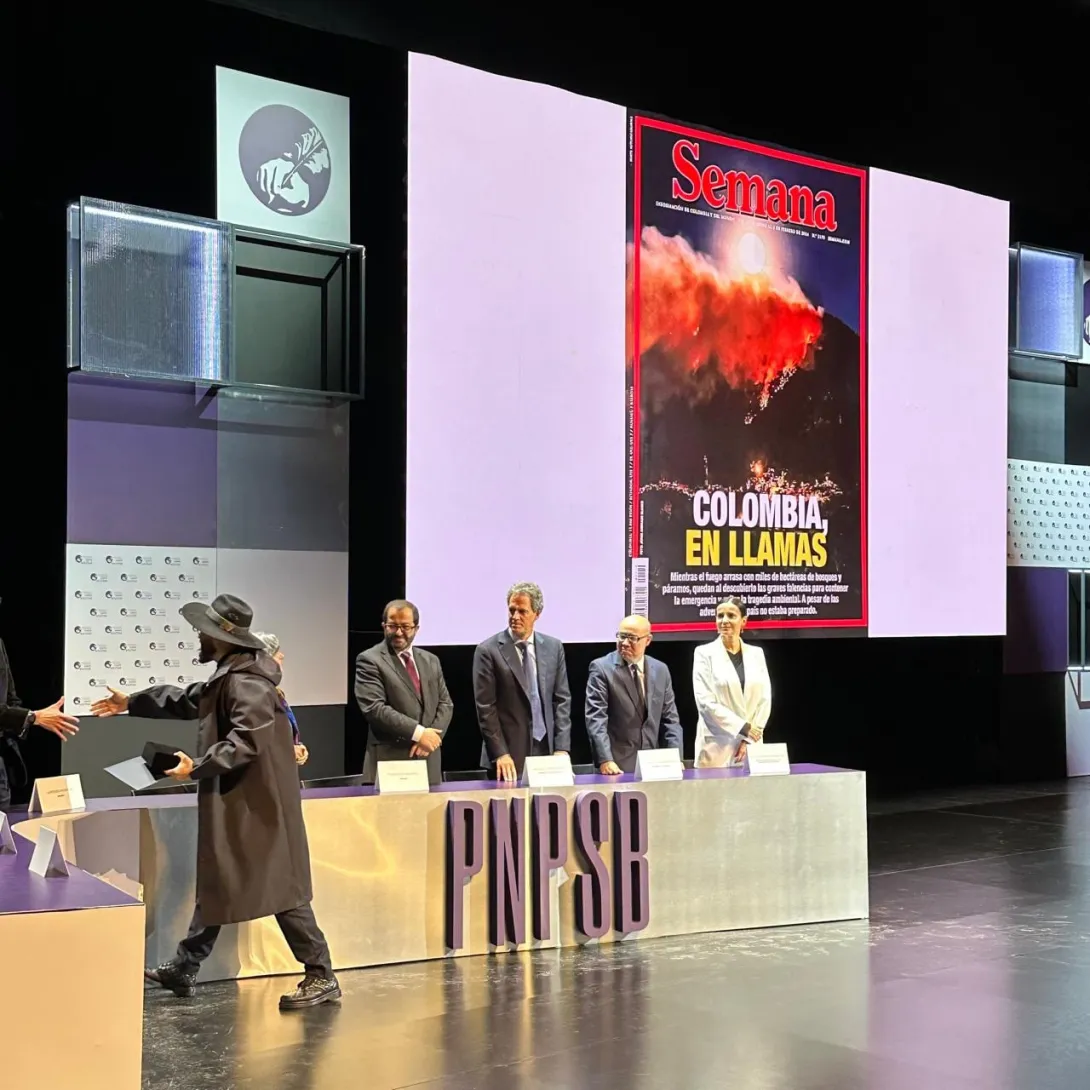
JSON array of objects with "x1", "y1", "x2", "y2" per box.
[
  {"x1": 745, "y1": 743, "x2": 791, "y2": 777},
  {"x1": 29, "y1": 826, "x2": 70, "y2": 878},
  {"x1": 635, "y1": 747, "x2": 684, "y2": 781},
  {"x1": 28, "y1": 774, "x2": 86, "y2": 815},
  {"x1": 375, "y1": 760, "x2": 431, "y2": 795},
  {"x1": 521, "y1": 753, "x2": 575, "y2": 788},
  {"x1": 0, "y1": 812, "x2": 16, "y2": 854}
]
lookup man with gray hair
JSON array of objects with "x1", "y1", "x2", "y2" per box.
[{"x1": 472, "y1": 581, "x2": 571, "y2": 782}]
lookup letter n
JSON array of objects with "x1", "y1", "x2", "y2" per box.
[
  {"x1": 531, "y1": 794, "x2": 568, "y2": 941},
  {"x1": 489, "y1": 797, "x2": 526, "y2": 947}
]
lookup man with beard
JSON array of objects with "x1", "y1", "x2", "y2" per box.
[
  {"x1": 91, "y1": 594, "x2": 339, "y2": 1010},
  {"x1": 354, "y1": 599, "x2": 453, "y2": 786}
]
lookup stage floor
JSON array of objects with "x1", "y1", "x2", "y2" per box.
[{"x1": 141, "y1": 779, "x2": 1090, "y2": 1090}]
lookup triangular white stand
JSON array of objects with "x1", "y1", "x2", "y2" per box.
[
  {"x1": 0, "y1": 812, "x2": 16, "y2": 855},
  {"x1": 28, "y1": 826, "x2": 70, "y2": 878}
]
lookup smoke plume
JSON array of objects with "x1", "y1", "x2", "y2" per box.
[{"x1": 628, "y1": 227, "x2": 824, "y2": 412}]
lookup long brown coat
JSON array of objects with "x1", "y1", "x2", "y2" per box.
[{"x1": 128, "y1": 651, "x2": 313, "y2": 926}]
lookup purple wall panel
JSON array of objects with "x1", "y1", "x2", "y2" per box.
[
  {"x1": 67, "y1": 375, "x2": 217, "y2": 547},
  {"x1": 1004, "y1": 567, "x2": 1069, "y2": 674}
]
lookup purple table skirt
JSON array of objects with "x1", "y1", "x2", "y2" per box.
[
  {"x1": 9, "y1": 762, "x2": 854, "y2": 813},
  {"x1": 0, "y1": 831, "x2": 142, "y2": 916}
]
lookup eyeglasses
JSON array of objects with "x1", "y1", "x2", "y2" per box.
[
  {"x1": 383, "y1": 623, "x2": 417, "y2": 634},
  {"x1": 616, "y1": 632, "x2": 648, "y2": 644}
]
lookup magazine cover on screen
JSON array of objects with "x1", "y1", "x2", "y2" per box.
[{"x1": 626, "y1": 113, "x2": 868, "y2": 634}]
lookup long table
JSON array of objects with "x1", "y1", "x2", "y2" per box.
[
  {"x1": 1, "y1": 827, "x2": 145, "y2": 1089},
  {"x1": 13, "y1": 764, "x2": 868, "y2": 983}
]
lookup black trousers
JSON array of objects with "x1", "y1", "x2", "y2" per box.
[{"x1": 175, "y1": 901, "x2": 334, "y2": 979}]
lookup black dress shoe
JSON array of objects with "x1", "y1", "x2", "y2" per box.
[
  {"x1": 279, "y1": 974, "x2": 341, "y2": 1010},
  {"x1": 144, "y1": 962, "x2": 198, "y2": 998}
]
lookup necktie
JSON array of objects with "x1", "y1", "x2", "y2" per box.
[
  {"x1": 400, "y1": 651, "x2": 422, "y2": 698},
  {"x1": 517, "y1": 641, "x2": 548, "y2": 742},
  {"x1": 631, "y1": 663, "x2": 647, "y2": 721}
]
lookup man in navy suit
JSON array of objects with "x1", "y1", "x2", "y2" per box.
[
  {"x1": 585, "y1": 615, "x2": 682, "y2": 775},
  {"x1": 472, "y1": 582, "x2": 571, "y2": 782}
]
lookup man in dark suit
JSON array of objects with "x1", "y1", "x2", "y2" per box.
[
  {"x1": 585, "y1": 614, "x2": 682, "y2": 775},
  {"x1": 355, "y1": 599, "x2": 453, "y2": 786},
  {"x1": 473, "y1": 581, "x2": 571, "y2": 783}
]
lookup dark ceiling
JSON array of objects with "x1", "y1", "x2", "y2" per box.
[{"x1": 217, "y1": 0, "x2": 1090, "y2": 256}]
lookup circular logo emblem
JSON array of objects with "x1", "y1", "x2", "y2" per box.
[{"x1": 239, "y1": 105, "x2": 331, "y2": 216}]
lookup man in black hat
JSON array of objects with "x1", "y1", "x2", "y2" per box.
[{"x1": 91, "y1": 594, "x2": 339, "y2": 1010}]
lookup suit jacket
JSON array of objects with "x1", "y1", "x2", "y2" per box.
[
  {"x1": 0, "y1": 638, "x2": 27, "y2": 735},
  {"x1": 692, "y1": 638, "x2": 771, "y2": 767},
  {"x1": 472, "y1": 629, "x2": 571, "y2": 774},
  {"x1": 354, "y1": 641, "x2": 453, "y2": 786},
  {"x1": 585, "y1": 651, "x2": 682, "y2": 773}
]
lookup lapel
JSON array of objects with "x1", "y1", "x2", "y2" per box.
[
  {"x1": 612, "y1": 651, "x2": 642, "y2": 715},
  {"x1": 535, "y1": 633, "x2": 552, "y2": 702},
  {"x1": 381, "y1": 642, "x2": 422, "y2": 705},
  {"x1": 643, "y1": 656, "x2": 661, "y2": 721},
  {"x1": 498, "y1": 631, "x2": 531, "y2": 699},
  {"x1": 714, "y1": 639, "x2": 745, "y2": 710}
]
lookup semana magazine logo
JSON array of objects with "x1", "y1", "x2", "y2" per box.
[{"x1": 239, "y1": 105, "x2": 331, "y2": 216}]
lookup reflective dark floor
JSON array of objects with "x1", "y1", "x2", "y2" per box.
[{"x1": 143, "y1": 780, "x2": 1090, "y2": 1089}]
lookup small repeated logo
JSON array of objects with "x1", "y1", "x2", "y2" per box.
[
  {"x1": 164, "y1": 591, "x2": 181, "y2": 600},
  {"x1": 74, "y1": 625, "x2": 91, "y2": 635},
  {"x1": 177, "y1": 640, "x2": 195, "y2": 650},
  {"x1": 90, "y1": 607, "x2": 106, "y2": 617},
  {"x1": 105, "y1": 660, "x2": 123, "y2": 669},
  {"x1": 120, "y1": 607, "x2": 135, "y2": 617},
  {"x1": 75, "y1": 554, "x2": 93, "y2": 565},
  {"x1": 120, "y1": 573, "x2": 137, "y2": 583},
  {"x1": 135, "y1": 555, "x2": 153, "y2": 565},
  {"x1": 74, "y1": 590, "x2": 92, "y2": 600},
  {"x1": 191, "y1": 590, "x2": 210, "y2": 600},
  {"x1": 105, "y1": 625, "x2": 122, "y2": 635},
  {"x1": 135, "y1": 590, "x2": 152, "y2": 601},
  {"x1": 88, "y1": 643, "x2": 108, "y2": 652},
  {"x1": 177, "y1": 675, "x2": 195, "y2": 684},
  {"x1": 134, "y1": 659, "x2": 151, "y2": 669},
  {"x1": 191, "y1": 657, "x2": 202, "y2": 667},
  {"x1": 135, "y1": 625, "x2": 151, "y2": 634},
  {"x1": 88, "y1": 677, "x2": 107, "y2": 688},
  {"x1": 105, "y1": 590, "x2": 122, "y2": 600},
  {"x1": 149, "y1": 642, "x2": 166, "y2": 651},
  {"x1": 150, "y1": 573, "x2": 162, "y2": 582},
  {"x1": 120, "y1": 677, "x2": 138, "y2": 687},
  {"x1": 193, "y1": 556, "x2": 210, "y2": 567},
  {"x1": 73, "y1": 660, "x2": 91, "y2": 671},
  {"x1": 164, "y1": 556, "x2": 181, "y2": 566},
  {"x1": 163, "y1": 658, "x2": 181, "y2": 668},
  {"x1": 150, "y1": 607, "x2": 167, "y2": 617},
  {"x1": 72, "y1": 695, "x2": 85, "y2": 707},
  {"x1": 178, "y1": 573, "x2": 195, "y2": 583},
  {"x1": 120, "y1": 642, "x2": 138, "y2": 652},
  {"x1": 90, "y1": 573, "x2": 106, "y2": 583},
  {"x1": 148, "y1": 675, "x2": 167, "y2": 685},
  {"x1": 164, "y1": 624, "x2": 181, "y2": 634},
  {"x1": 105, "y1": 554, "x2": 124, "y2": 565}
]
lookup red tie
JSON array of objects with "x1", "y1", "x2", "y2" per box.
[{"x1": 401, "y1": 651, "x2": 422, "y2": 697}]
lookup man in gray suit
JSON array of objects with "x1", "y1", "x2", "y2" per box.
[
  {"x1": 585, "y1": 614, "x2": 682, "y2": 775},
  {"x1": 355, "y1": 599, "x2": 453, "y2": 786},
  {"x1": 472, "y1": 581, "x2": 571, "y2": 783}
]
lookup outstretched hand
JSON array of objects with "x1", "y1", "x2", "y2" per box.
[
  {"x1": 32, "y1": 698, "x2": 79, "y2": 740},
  {"x1": 90, "y1": 688, "x2": 130, "y2": 717}
]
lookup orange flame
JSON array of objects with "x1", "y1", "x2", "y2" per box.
[{"x1": 628, "y1": 227, "x2": 824, "y2": 409}]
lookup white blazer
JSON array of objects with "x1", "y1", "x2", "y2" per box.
[{"x1": 692, "y1": 638, "x2": 771, "y2": 766}]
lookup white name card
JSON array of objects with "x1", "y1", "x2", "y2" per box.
[
  {"x1": 745, "y1": 743, "x2": 791, "y2": 777},
  {"x1": 0, "y1": 812, "x2": 16, "y2": 855},
  {"x1": 28, "y1": 826, "x2": 70, "y2": 879},
  {"x1": 375, "y1": 760, "x2": 431, "y2": 795},
  {"x1": 635, "y1": 747, "x2": 684, "y2": 781},
  {"x1": 521, "y1": 753, "x2": 575, "y2": 788},
  {"x1": 28, "y1": 774, "x2": 86, "y2": 815}
]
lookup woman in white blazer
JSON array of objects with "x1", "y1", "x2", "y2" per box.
[{"x1": 692, "y1": 596, "x2": 771, "y2": 767}]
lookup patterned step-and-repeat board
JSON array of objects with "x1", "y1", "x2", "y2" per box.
[
  {"x1": 1007, "y1": 460, "x2": 1090, "y2": 568},
  {"x1": 65, "y1": 545, "x2": 218, "y2": 714}
]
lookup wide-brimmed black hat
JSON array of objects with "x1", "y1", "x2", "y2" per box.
[{"x1": 180, "y1": 594, "x2": 266, "y2": 650}]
